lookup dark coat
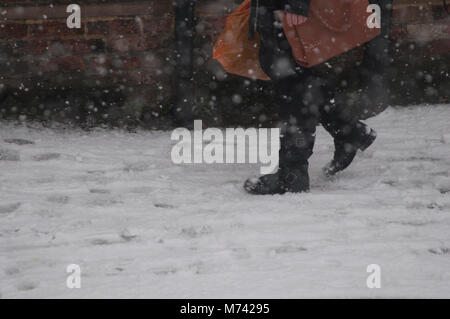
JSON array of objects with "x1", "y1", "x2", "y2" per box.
[{"x1": 249, "y1": 0, "x2": 312, "y2": 40}]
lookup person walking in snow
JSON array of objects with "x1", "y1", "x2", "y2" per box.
[{"x1": 244, "y1": 0, "x2": 393, "y2": 195}]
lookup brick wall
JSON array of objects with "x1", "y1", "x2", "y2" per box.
[
  {"x1": 0, "y1": 0, "x2": 175, "y2": 127},
  {"x1": 0, "y1": 0, "x2": 449, "y2": 127},
  {"x1": 383, "y1": 0, "x2": 449, "y2": 110}
]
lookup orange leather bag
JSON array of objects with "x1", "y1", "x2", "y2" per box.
[{"x1": 213, "y1": 0, "x2": 381, "y2": 80}]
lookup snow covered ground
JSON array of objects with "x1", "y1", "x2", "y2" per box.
[{"x1": 0, "y1": 104, "x2": 449, "y2": 298}]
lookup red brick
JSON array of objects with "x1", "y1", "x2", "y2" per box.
[
  {"x1": 141, "y1": 53, "x2": 163, "y2": 71},
  {"x1": 107, "y1": 35, "x2": 154, "y2": 52},
  {"x1": 391, "y1": 25, "x2": 408, "y2": 39},
  {"x1": 107, "y1": 69, "x2": 127, "y2": 83},
  {"x1": 139, "y1": 71, "x2": 159, "y2": 85},
  {"x1": 54, "y1": 39, "x2": 106, "y2": 55},
  {"x1": 87, "y1": 55, "x2": 111, "y2": 76},
  {"x1": 107, "y1": 37, "x2": 134, "y2": 52},
  {"x1": 29, "y1": 22, "x2": 84, "y2": 38},
  {"x1": 445, "y1": 23, "x2": 450, "y2": 35},
  {"x1": 124, "y1": 70, "x2": 146, "y2": 85},
  {"x1": 24, "y1": 39, "x2": 104, "y2": 60},
  {"x1": 431, "y1": 5, "x2": 450, "y2": 20},
  {"x1": 124, "y1": 56, "x2": 142, "y2": 70},
  {"x1": 109, "y1": 19, "x2": 139, "y2": 36},
  {"x1": 51, "y1": 56, "x2": 86, "y2": 72},
  {"x1": 0, "y1": 41, "x2": 23, "y2": 56},
  {"x1": 106, "y1": 69, "x2": 154, "y2": 85},
  {"x1": 125, "y1": 18, "x2": 173, "y2": 52},
  {"x1": 26, "y1": 39, "x2": 50, "y2": 54},
  {"x1": 72, "y1": 40, "x2": 94, "y2": 55},
  {"x1": 197, "y1": 16, "x2": 227, "y2": 42},
  {"x1": 87, "y1": 21, "x2": 110, "y2": 36},
  {"x1": 425, "y1": 39, "x2": 450, "y2": 55},
  {"x1": 142, "y1": 16, "x2": 173, "y2": 39},
  {"x1": 0, "y1": 39, "x2": 49, "y2": 56},
  {"x1": 121, "y1": 56, "x2": 141, "y2": 69},
  {"x1": 32, "y1": 57, "x2": 58, "y2": 73},
  {"x1": 393, "y1": 6, "x2": 433, "y2": 24},
  {"x1": 0, "y1": 23, "x2": 28, "y2": 39},
  {"x1": 147, "y1": 1, "x2": 174, "y2": 16}
]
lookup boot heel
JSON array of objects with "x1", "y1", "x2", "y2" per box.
[{"x1": 358, "y1": 129, "x2": 377, "y2": 151}]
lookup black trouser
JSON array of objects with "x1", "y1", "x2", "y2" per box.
[
  {"x1": 360, "y1": 0, "x2": 393, "y2": 106},
  {"x1": 256, "y1": 1, "x2": 392, "y2": 167}
]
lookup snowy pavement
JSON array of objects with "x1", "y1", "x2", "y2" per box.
[{"x1": 0, "y1": 104, "x2": 449, "y2": 298}]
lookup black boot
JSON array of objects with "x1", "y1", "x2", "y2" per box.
[
  {"x1": 244, "y1": 165, "x2": 310, "y2": 195},
  {"x1": 323, "y1": 125, "x2": 377, "y2": 177},
  {"x1": 244, "y1": 129, "x2": 313, "y2": 195}
]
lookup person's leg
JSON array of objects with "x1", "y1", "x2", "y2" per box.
[
  {"x1": 244, "y1": 7, "x2": 319, "y2": 194},
  {"x1": 319, "y1": 99, "x2": 377, "y2": 150},
  {"x1": 361, "y1": 0, "x2": 393, "y2": 106},
  {"x1": 319, "y1": 82, "x2": 378, "y2": 176},
  {"x1": 318, "y1": 0, "x2": 393, "y2": 176},
  {"x1": 331, "y1": 0, "x2": 393, "y2": 113},
  {"x1": 321, "y1": 113, "x2": 377, "y2": 176}
]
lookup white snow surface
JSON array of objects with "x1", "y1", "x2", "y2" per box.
[{"x1": 0, "y1": 105, "x2": 449, "y2": 298}]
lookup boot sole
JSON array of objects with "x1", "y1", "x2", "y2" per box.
[{"x1": 358, "y1": 129, "x2": 377, "y2": 151}]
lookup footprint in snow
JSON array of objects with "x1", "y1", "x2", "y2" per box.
[
  {"x1": 225, "y1": 179, "x2": 243, "y2": 185},
  {"x1": 428, "y1": 248, "x2": 450, "y2": 255},
  {"x1": 427, "y1": 202, "x2": 442, "y2": 210},
  {"x1": 88, "y1": 198, "x2": 121, "y2": 206},
  {"x1": 120, "y1": 228, "x2": 137, "y2": 241},
  {"x1": 180, "y1": 225, "x2": 212, "y2": 238},
  {"x1": 33, "y1": 153, "x2": 61, "y2": 161},
  {"x1": 392, "y1": 156, "x2": 441, "y2": 163},
  {"x1": 90, "y1": 238, "x2": 113, "y2": 246},
  {"x1": 154, "y1": 203, "x2": 176, "y2": 209},
  {"x1": 90, "y1": 233, "x2": 134, "y2": 246},
  {"x1": 381, "y1": 179, "x2": 399, "y2": 187},
  {"x1": 16, "y1": 281, "x2": 38, "y2": 291},
  {"x1": 188, "y1": 261, "x2": 207, "y2": 275},
  {"x1": 389, "y1": 220, "x2": 431, "y2": 227},
  {"x1": 130, "y1": 186, "x2": 154, "y2": 194},
  {"x1": 153, "y1": 267, "x2": 177, "y2": 276},
  {"x1": 87, "y1": 170, "x2": 106, "y2": 175},
  {"x1": 0, "y1": 148, "x2": 20, "y2": 161},
  {"x1": 4, "y1": 138, "x2": 35, "y2": 145},
  {"x1": 89, "y1": 189, "x2": 111, "y2": 194},
  {"x1": 231, "y1": 247, "x2": 251, "y2": 259},
  {"x1": 47, "y1": 195, "x2": 70, "y2": 204},
  {"x1": 0, "y1": 203, "x2": 21, "y2": 214},
  {"x1": 271, "y1": 244, "x2": 307, "y2": 255},
  {"x1": 123, "y1": 162, "x2": 149, "y2": 172},
  {"x1": 4, "y1": 266, "x2": 20, "y2": 276}
]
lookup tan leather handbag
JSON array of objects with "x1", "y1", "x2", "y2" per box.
[
  {"x1": 213, "y1": 0, "x2": 381, "y2": 80},
  {"x1": 280, "y1": 0, "x2": 381, "y2": 67}
]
